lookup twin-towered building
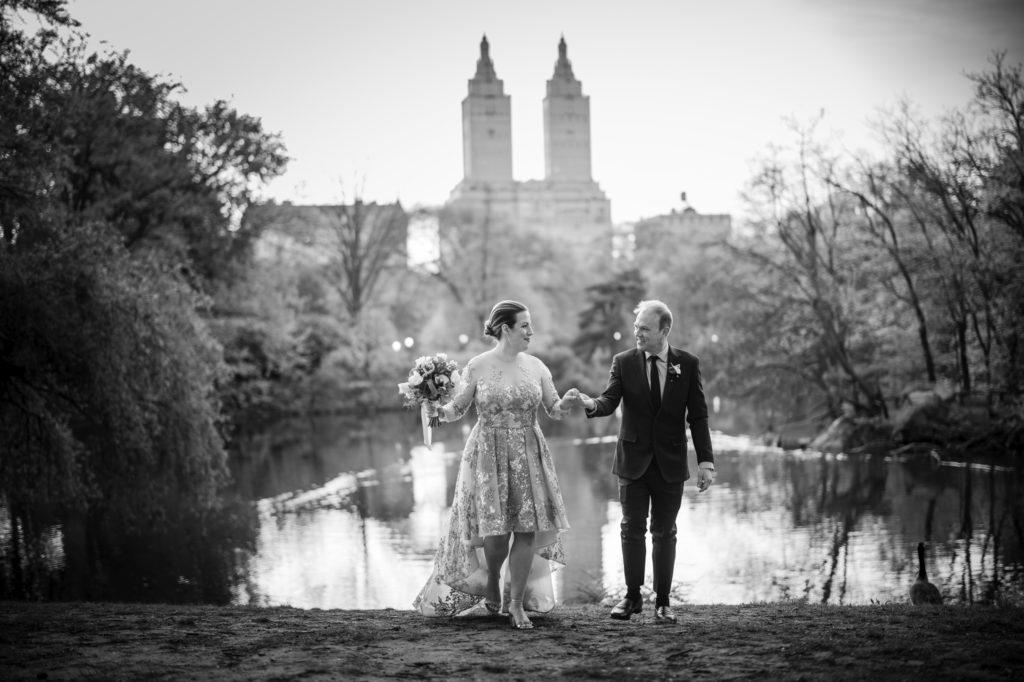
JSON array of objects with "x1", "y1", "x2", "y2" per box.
[
  {"x1": 253, "y1": 34, "x2": 730, "y2": 274},
  {"x1": 446, "y1": 36, "x2": 612, "y2": 251}
]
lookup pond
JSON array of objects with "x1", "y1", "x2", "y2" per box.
[{"x1": 227, "y1": 411, "x2": 1023, "y2": 609}]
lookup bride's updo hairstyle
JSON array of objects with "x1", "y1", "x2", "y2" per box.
[{"x1": 483, "y1": 300, "x2": 527, "y2": 340}]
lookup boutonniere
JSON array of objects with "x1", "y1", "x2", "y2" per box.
[{"x1": 668, "y1": 363, "x2": 681, "y2": 379}]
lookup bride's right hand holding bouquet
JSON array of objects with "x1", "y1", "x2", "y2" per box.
[{"x1": 398, "y1": 353, "x2": 461, "y2": 446}]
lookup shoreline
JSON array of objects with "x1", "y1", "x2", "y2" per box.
[{"x1": 3, "y1": 600, "x2": 1023, "y2": 680}]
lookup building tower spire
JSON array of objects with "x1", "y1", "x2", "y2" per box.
[
  {"x1": 544, "y1": 36, "x2": 591, "y2": 181},
  {"x1": 461, "y1": 34, "x2": 513, "y2": 183},
  {"x1": 474, "y1": 34, "x2": 497, "y2": 81},
  {"x1": 552, "y1": 35, "x2": 575, "y2": 82}
]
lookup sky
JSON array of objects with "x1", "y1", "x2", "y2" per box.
[{"x1": 64, "y1": 0, "x2": 1024, "y2": 224}]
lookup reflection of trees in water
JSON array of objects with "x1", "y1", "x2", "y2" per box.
[
  {"x1": 1, "y1": 409, "x2": 418, "y2": 605},
  {"x1": 349, "y1": 463, "x2": 415, "y2": 521},
  {"x1": 17, "y1": 413, "x2": 1016, "y2": 606},
  {"x1": 233, "y1": 411, "x2": 419, "y2": 523},
  {"x1": 1, "y1": 495, "x2": 257, "y2": 604},
  {"x1": 878, "y1": 456, "x2": 1021, "y2": 605},
  {"x1": 229, "y1": 412, "x2": 420, "y2": 502},
  {"x1": 950, "y1": 463, "x2": 1024, "y2": 605},
  {"x1": 577, "y1": 443, "x2": 619, "y2": 500},
  {"x1": 2, "y1": 411, "x2": 425, "y2": 604},
  {"x1": 960, "y1": 464, "x2": 976, "y2": 602},
  {"x1": 807, "y1": 455, "x2": 889, "y2": 604},
  {"x1": 803, "y1": 454, "x2": 1023, "y2": 606},
  {"x1": 255, "y1": 422, "x2": 1022, "y2": 607}
]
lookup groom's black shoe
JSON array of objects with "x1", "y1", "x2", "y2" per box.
[
  {"x1": 654, "y1": 605, "x2": 678, "y2": 624},
  {"x1": 610, "y1": 596, "x2": 643, "y2": 620}
]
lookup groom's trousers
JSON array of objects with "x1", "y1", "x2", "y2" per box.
[{"x1": 618, "y1": 459, "x2": 684, "y2": 604}]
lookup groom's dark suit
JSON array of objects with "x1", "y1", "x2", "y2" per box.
[{"x1": 587, "y1": 345, "x2": 714, "y2": 608}]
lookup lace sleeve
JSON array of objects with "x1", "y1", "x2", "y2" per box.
[
  {"x1": 539, "y1": 361, "x2": 569, "y2": 420},
  {"x1": 439, "y1": 357, "x2": 477, "y2": 423}
]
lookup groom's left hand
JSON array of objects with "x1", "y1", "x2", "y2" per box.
[{"x1": 697, "y1": 462, "x2": 716, "y2": 492}]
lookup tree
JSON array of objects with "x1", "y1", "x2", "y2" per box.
[
  {"x1": 827, "y1": 160, "x2": 939, "y2": 384},
  {"x1": 431, "y1": 203, "x2": 520, "y2": 328},
  {"x1": 962, "y1": 53, "x2": 1024, "y2": 395},
  {"x1": 0, "y1": 223, "x2": 228, "y2": 526},
  {"x1": 319, "y1": 199, "x2": 408, "y2": 320},
  {"x1": 878, "y1": 53, "x2": 1024, "y2": 397},
  {"x1": 2, "y1": 22, "x2": 287, "y2": 287},
  {"x1": 719, "y1": 54, "x2": 1024, "y2": 432},
  {"x1": 0, "y1": 0, "x2": 77, "y2": 242},
  {"x1": 428, "y1": 203, "x2": 594, "y2": 356},
  {"x1": 170, "y1": 100, "x2": 289, "y2": 282},
  {"x1": 737, "y1": 118, "x2": 889, "y2": 417},
  {"x1": 0, "y1": 0, "x2": 281, "y2": 599},
  {"x1": 572, "y1": 268, "x2": 646, "y2": 363}
]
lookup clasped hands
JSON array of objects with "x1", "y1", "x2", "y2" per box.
[{"x1": 561, "y1": 388, "x2": 594, "y2": 411}]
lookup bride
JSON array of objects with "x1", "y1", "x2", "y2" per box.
[{"x1": 413, "y1": 300, "x2": 578, "y2": 629}]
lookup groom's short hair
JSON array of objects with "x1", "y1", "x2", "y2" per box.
[{"x1": 635, "y1": 299, "x2": 673, "y2": 331}]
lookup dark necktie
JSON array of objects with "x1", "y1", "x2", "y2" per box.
[{"x1": 649, "y1": 355, "x2": 661, "y2": 413}]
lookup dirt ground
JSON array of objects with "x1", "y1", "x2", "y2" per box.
[{"x1": 2, "y1": 600, "x2": 1023, "y2": 681}]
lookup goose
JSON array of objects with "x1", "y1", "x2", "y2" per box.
[{"x1": 910, "y1": 542, "x2": 943, "y2": 605}]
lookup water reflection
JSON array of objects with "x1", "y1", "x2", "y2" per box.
[
  {"x1": 0, "y1": 495, "x2": 256, "y2": 604},
  {"x1": 229, "y1": 414, "x2": 1023, "y2": 609}
]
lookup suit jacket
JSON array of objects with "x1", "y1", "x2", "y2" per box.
[{"x1": 587, "y1": 345, "x2": 714, "y2": 482}]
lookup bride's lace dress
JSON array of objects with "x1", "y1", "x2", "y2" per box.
[{"x1": 413, "y1": 352, "x2": 571, "y2": 616}]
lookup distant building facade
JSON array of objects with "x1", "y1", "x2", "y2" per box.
[
  {"x1": 249, "y1": 201, "x2": 408, "y2": 269},
  {"x1": 629, "y1": 194, "x2": 732, "y2": 261},
  {"x1": 447, "y1": 36, "x2": 611, "y2": 253}
]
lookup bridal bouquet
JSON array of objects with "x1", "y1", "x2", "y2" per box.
[{"x1": 398, "y1": 353, "x2": 461, "y2": 446}]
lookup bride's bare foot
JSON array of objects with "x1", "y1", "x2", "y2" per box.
[
  {"x1": 507, "y1": 599, "x2": 533, "y2": 630},
  {"x1": 499, "y1": 583, "x2": 511, "y2": 615},
  {"x1": 484, "y1": 583, "x2": 501, "y2": 614}
]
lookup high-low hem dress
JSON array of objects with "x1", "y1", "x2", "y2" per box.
[{"x1": 413, "y1": 353, "x2": 571, "y2": 617}]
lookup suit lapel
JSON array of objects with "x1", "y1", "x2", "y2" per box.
[
  {"x1": 633, "y1": 348, "x2": 647, "y2": 387},
  {"x1": 663, "y1": 347, "x2": 682, "y2": 401},
  {"x1": 631, "y1": 349, "x2": 655, "y2": 412}
]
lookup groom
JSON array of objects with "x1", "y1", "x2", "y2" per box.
[{"x1": 577, "y1": 299, "x2": 715, "y2": 623}]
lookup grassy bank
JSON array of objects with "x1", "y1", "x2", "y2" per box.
[{"x1": 2, "y1": 601, "x2": 1023, "y2": 680}]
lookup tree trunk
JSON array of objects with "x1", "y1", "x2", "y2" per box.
[
  {"x1": 918, "y1": 321, "x2": 937, "y2": 383},
  {"x1": 957, "y1": 319, "x2": 971, "y2": 393}
]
